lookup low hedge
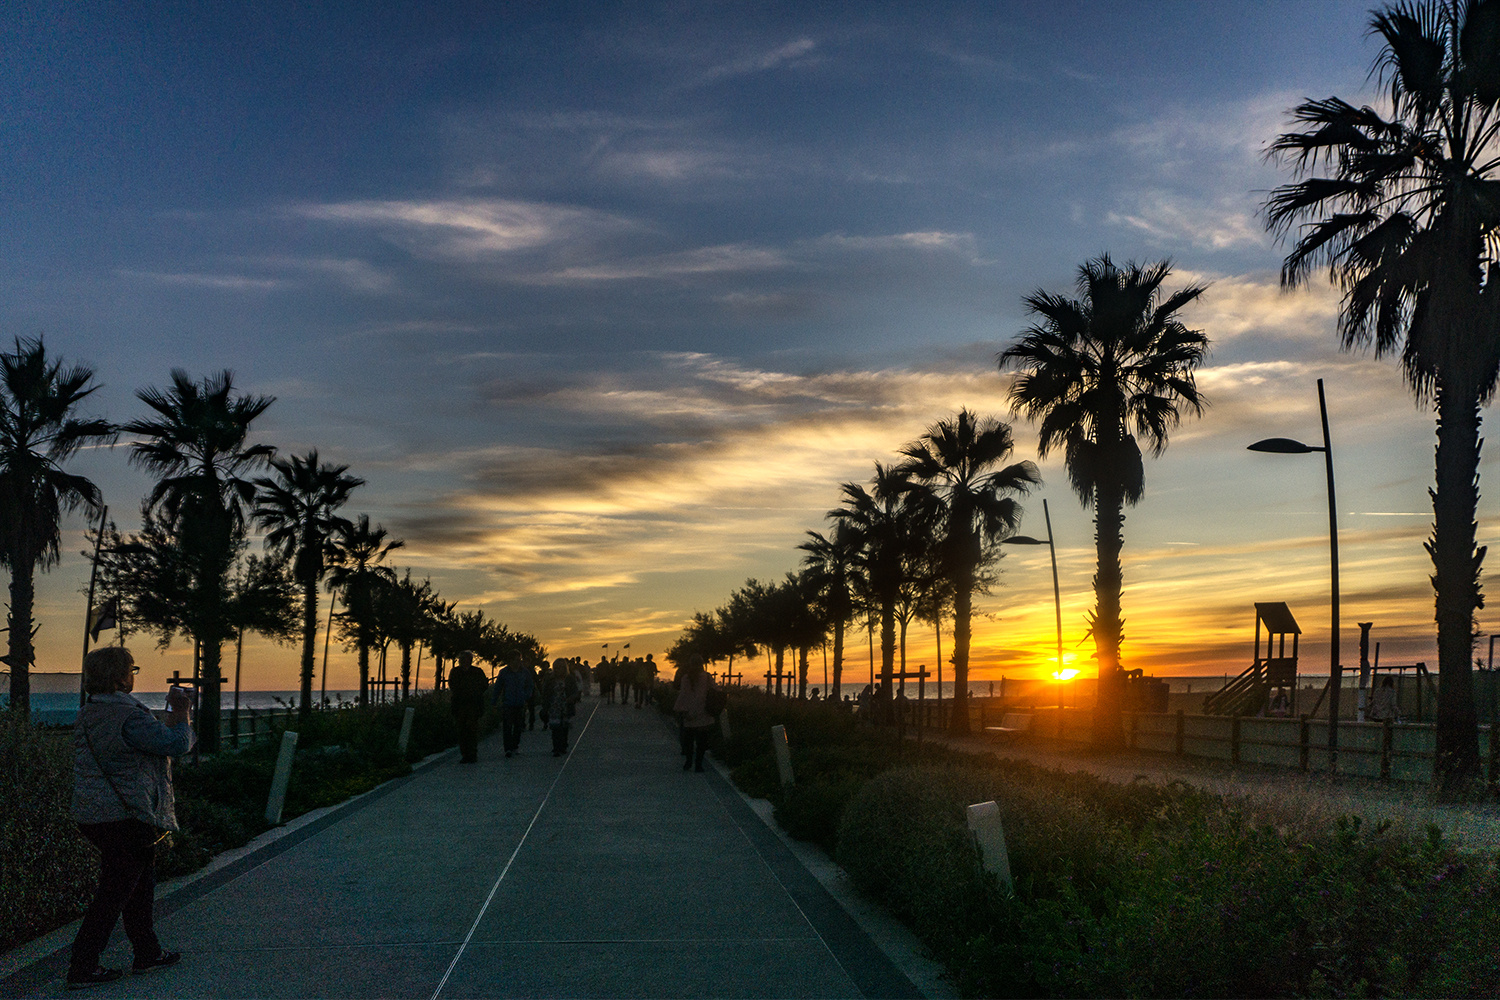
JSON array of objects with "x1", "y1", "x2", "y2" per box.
[
  {"x1": 0, "y1": 693, "x2": 497, "y2": 952},
  {"x1": 719, "y1": 694, "x2": 1500, "y2": 998}
]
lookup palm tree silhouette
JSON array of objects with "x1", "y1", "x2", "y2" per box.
[
  {"x1": 327, "y1": 514, "x2": 402, "y2": 705},
  {"x1": 898, "y1": 409, "x2": 1039, "y2": 733},
  {"x1": 0, "y1": 338, "x2": 114, "y2": 714},
  {"x1": 1000, "y1": 257, "x2": 1207, "y2": 748},
  {"x1": 832, "y1": 463, "x2": 931, "y2": 720},
  {"x1": 124, "y1": 370, "x2": 274, "y2": 750},
  {"x1": 254, "y1": 450, "x2": 363, "y2": 719},
  {"x1": 1265, "y1": 0, "x2": 1500, "y2": 790},
  {"x1": 799, "y1": 521, "x2": 862, "y2": 701}
]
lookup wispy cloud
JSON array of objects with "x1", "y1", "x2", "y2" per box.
[
  {"x1": 117, "y1": 269, "x2": 286, "y2": 291},
  {"x1": 697, "y1": 37, "x2": 819, "y2": 86},
  {"x1": 296, "y1": 198, "x2": 624, "y2": 260}
]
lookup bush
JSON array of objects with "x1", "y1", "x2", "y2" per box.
[{"x1": 833, "y1": 765, "x2": 1500, "y2": 998}]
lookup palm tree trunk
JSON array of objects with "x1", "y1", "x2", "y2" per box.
[
  {"x1": 359, "y1": 641, "x2": 370, "y2": 705},
  {"x1": 1092, "y1": 479, "x2": 1126, "y2": 749},
  {"x1": 7, "y1": 561, "x2": 35, "y2": 715},
  {"x1": 200, "y1": 635, "x2": 223, "y2": 754},
  {"x1": 1432, "y1": 383, "x2": 1483, "y2": 791},
  {"x1": 774, "y1": 646, "x2": 785, "y2": 696},
  {"x1": 299, "y1": 578, "x2": 317, "y2": 721},
  {"x1": 401, "y1": 641, "x2": 413, "y2": 701},
  {"x1": 880, "y1": 595, "x2": 896, "y2": 722},
  {"x1": 798, "y1": 645, "x2": 809, "y2": 699},
  {"x1": 832, "y1": 618, "x2": 844, "y2": 701},
  {"x1": 951, "y1": 576, "x2": 972, "y2": 734}
]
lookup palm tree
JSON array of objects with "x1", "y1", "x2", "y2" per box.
[
  {"x1": 382, "y1": 570, "x2": 436, "y2": 700},
  {"x1": 1264, "y1": 0, "x2": 1500, "y2": 791},
  {"x1": 798, "y1": 521, "x2": 862, "y2": 701},
  {"x1": 0, "y1": 338, "x2": 114, "y2": 714},
  {"x1": 326, "y1": 514, "x2": 402, "y2": 705},
  {"x1": 254, "y1": 450, "x2": 364, "y2": 719},
  {"x1": 898, "y1": 409, "x2": 1039, "y2": 733},
  {"x1": 831, "y1": 463, "x2": 931, "y2": 720},
  {"x1": 1000, "y1": 257, "x2": 1208, "y2": 748},
  {"x1": 124, "y1": 370, "x2": 274, "y2": 751}
]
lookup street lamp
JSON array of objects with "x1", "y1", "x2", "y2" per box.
[
  {"x1": 1248, "y1": 377, "x2": 1341, "y2": 772},
  {"x1": 1004, "y1": 498, "x2": 1064, "y2": 708}
]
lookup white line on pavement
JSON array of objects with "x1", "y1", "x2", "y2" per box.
[{"x1": 428, "y1": 699, "x2": 601, "y2": 1000}]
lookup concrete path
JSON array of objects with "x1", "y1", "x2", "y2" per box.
[{"x1": 5, "y1": 700, "x2": 921, "y2": 999}]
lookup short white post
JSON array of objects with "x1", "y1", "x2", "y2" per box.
[
  {"x1": 771, "y1": 724, "x2": 794, "y2": 787},
  {"x1": 398, "y1": 706, "x2": 415, "y2": 755},
  {"x1": 265, "y1": 730, "x2": 299, "y2": 826},
  {"x1": 719, "y1": 710, "x2": 732, "y2": 740},
  {"x1": 966, "y1": 800, "x2": 1013, "y2": 891}
]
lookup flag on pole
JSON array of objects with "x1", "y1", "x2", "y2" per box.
[
  {"x1": 89, "y1": 597, "x2": 119, "y2": 641},
  {"x1": 602, "y1": 643, "x2": 609, "y2": 649},
  {"x1": 623, "y1": 642, "x2": 631, "y2": 650}
]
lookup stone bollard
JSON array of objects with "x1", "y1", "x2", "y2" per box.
[
  {"x1": 719, "y1": 710, "x2": 732, "y2": 741},
  {"x1": 265, "y1": 730, "x2": 299, "y2": 826},
  {"x1": 966, "y1": 800, "x2": 1013, "y2": 892},
  {"x1": 771, "y1": 724, "x2": 795, "y2": 788},
  {"x1": 398, "y1": 706, "x2": 415, "y2": 756}
]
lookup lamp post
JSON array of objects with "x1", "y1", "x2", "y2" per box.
[
  {"x1": 1248, "y1": 377, "x2": 1341, "y2": 772},
  {"x1": 1004, "y1": 498, "x2": 1064, "y2": 706}
]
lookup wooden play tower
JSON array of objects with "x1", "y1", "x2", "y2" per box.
[{"x1": 1204, "y1": 602, "x2": 1301, "y2": 716}]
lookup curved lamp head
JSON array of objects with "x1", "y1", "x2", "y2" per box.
[
  {"x1": 1002, "y1": 535, "x2": 1047, "y2": 545},
  {"x1": 1248, "y1": 437, "x2": 1322, "y2": 454}
]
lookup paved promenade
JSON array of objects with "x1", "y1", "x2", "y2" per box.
[{"x1": 3, "y1": 699, "x2": 921, "y2": 999}]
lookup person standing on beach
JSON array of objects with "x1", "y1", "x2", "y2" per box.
[
  {"x1": 68, "y1": 646, "x2": 193, "y2": 989},
  {"x1": 496, "y1": 656, "x2": 534, "y2": 757},
  {"x1": 448, "y1": 650, "x2": 488, "y2": 763}
]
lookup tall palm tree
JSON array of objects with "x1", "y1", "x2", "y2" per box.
[
  {"x1": 898, "y1": 409, "x2": 1039, "y2": 733},
  {"x1": 124, "y1": 370, "x2": 274, "y2": 750},
  {"x1": 254, "y1": 450, "x2": 364, "y2": 719},
  {"x1": 326, "y1": 514, "x2": 402, "y2": 705},
  {"x1": 0, "y1": 338, "x2": 114, "y2": 714},
  {"x1": 1000, "y1": 257, "x2": 1208, "y2": 748},
  {"x1": 1265, "y1": 0, "x2": 1500, "y2": 791},
  {"x1": 798, "y1": 521, "x2": 862, "y2": 701},
  {"x1": 382, "y1": 570, "x2": 435, "y2": 700},
  {"x1": 831, "y1": 463, "x2": 931, "y2": 720}
]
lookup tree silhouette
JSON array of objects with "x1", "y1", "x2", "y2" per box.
[
  {"x1": 1265, "y1": 0, "x2": 1500, "y2": 790},
  {"x1": 0, "y1": 337, "x2": 113, "y2": 715},
  {"x1": 898, "y1": 409, "x2": 1038, "y2": 733},
  {"x1": 799, "y1": 521, "x2": 862, "y2": 701},
  {"x1": 327, "y1": 514, "x2": 402, "y2": 705},
  {"x1": 254, "y1": 450, "x2": 363, "y2": 719},
  {"x1": 124, "y1": 370, "x2": 274, "y2": 750},
  {"x1": 1001, "y1": 257, "x2": 1207, "y2": 748}
]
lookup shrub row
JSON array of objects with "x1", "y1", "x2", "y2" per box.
[
  {"x1": 0, "y1": 693, "x2": 495, "y2": 953},
  {"x1": 718, "y1": 693, "x2": 1500, "y2": 998}
]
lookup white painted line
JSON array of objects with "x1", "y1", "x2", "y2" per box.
[{"x1": 428, "y1": 700, "x2": 600, "y2": 1000}]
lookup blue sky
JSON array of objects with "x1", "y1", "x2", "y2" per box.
[{"x1": 7, "y1": 1, "x2": 1475, "y2": 691}]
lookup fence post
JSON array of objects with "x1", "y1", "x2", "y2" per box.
[
  {"x1": 1231, "y1": 716, "x2": 1241, "y2": 766},
  {"x1": 1175, "y1": 710, "x2": 1185, "y2": 755},
  {"x1": 1299, "y1": 714, "x2": 1310, "y2": 773},
  {"x1": 771, "y1": 725, "x2": 795, "y2": 788},
  {"x1": 264, "y1": 730, "x2": 299, "y2": 825},
  {"x1": 398, "y1": 706, "x2": 415, "y2": 756},
  {"x1": 249, "y1": 709, "x2": 257, "y2": 745},
  {"x1": 1381, "y1": 719, "x2": 1393, "y2": 781}
]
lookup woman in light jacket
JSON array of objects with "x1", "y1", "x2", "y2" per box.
[
  {"x1": 672, "y1": 655, "x2": 718, "y2": 772},
  {"x1": 68, "y1": 646, "x2": 194, "y2": 989}
]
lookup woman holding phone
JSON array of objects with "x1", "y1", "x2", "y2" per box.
[{"x1": 67, "y1": 646, "x2": 194, "y2": 989}]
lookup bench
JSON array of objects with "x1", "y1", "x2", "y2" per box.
[{"x1": 984, "y1": 712, "x2": 1033, "y2": 736}]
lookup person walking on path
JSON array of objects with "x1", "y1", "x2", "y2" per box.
[
  {"x1": 68, "y1": 646, "x2": 194, "y2": 990},
  {"x1": 495, "y1": 655, "x2": 534, "y2": 757},
  {"x1": 673, "y1": 655, "x2": 719, "y2": 772},
  {"x1": 542, "y1": 658, "x2": 581, "y2": 757},
  {"x1": 448, "y1": 650, "x2": 488, "y2": 763}
]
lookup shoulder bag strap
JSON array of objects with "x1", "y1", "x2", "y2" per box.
[{"x1": 80, "y1": 701, "x2": 168, "y2": 840}]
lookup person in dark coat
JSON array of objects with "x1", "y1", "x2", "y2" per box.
[
  {"x1": 541, "y1": 658, "x2": 581, "y2": 756},
  {"x1": 68, "y1": 646, "x2": 193, "y2": 989},
  {"x1": 495, "y1": 655, "x2": 535, "y2": 757},
  {"x1": 448, "y1": 650, "x2": 489, "y2": 763}
]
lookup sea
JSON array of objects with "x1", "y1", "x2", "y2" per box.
[{"x1": 5, "y1": 689, "x2": 358, "y2": 726}]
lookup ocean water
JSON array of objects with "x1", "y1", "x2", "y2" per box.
[{"x1": 5, "y1": 689, "x2": 358, "y2": 725}]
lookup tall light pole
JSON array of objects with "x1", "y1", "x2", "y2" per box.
[
  {"x1": 1248, "y1": 377, "x2": 1341, "y2": 772},
  {"x1": 1004, "y1": 498, "x2": 1063, "y2": 704}
]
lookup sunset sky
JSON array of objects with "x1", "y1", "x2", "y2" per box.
[{"x1": 5, "y1": 1, "x2": 1486, "y2": 694}]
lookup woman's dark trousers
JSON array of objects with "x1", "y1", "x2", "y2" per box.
[
  {"x1": 455, "y1": 712, "x2": 480, "y2": 762},
  {"x1": 684, "y1": 724, "x2": 713, "y2": 771},
  {"x1": 502, "y1": 705, "x2": 526, "y2": 753},
  {"x1": 71, "y1": 819, "x2": 162, "y2": 972}
]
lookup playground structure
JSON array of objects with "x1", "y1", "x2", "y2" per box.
[{"x1": 1204, "y1": 602, "x2": 1301, "y2": 717}]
